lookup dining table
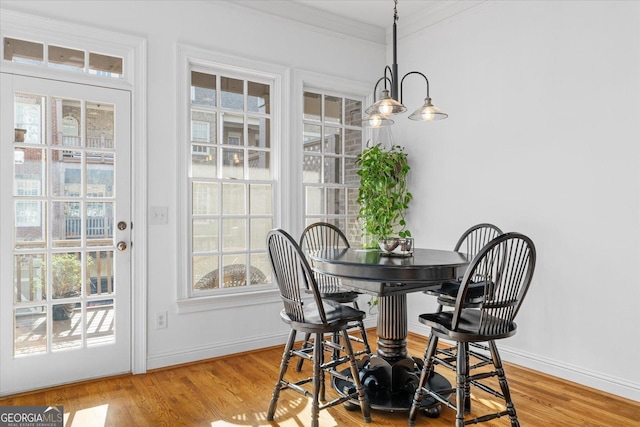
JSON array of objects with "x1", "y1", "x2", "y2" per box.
[{"x1": 309, "y1": 247, "x2": 470, "y2": 414}]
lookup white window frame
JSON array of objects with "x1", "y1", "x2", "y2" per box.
[
  {"x1": 292, "y1": 70, "x2": 373, "y2": 241},
  {"x1": 176, "y1": 45, "x2": 287, "y2": 313}
]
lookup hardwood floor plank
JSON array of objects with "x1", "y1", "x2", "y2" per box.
[{"x1": 1, "y1": 330, "x2": 638, "y2": 426}]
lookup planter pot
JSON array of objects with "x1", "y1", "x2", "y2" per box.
[{"x1": 52, "y1": 290, "x2": 79, "y2": 321}]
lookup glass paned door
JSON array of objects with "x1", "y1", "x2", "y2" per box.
[{"x1": 0, "y1": 73, "x2": 131, "y2": 396}]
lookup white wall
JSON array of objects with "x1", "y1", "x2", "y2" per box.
[{"x1": 397, "y1": 1, "x2": 640, "y2": 400}]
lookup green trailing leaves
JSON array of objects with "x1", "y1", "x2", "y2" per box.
[{"x1": 356, "y1": 144, "x2": 412, "y2": 246}]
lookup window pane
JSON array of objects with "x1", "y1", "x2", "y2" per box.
[
  {"x1": 191, "y1": 71, "x2": 216, "y2": 107},
  {"x1": 248, "y1": 117, "x2": 270, "y2": 148},
  {"x1": 303, "y1": 124, "x2": 321, "y2": 153},
  {"x1": 222, "y1": 183, "x2": 245, "y2": 215},
  {"x1": 191, "y1": 111, "x2": 216, "y2": 143},
  {"x1": 251, "y1": 253, "x2": 271, "y2": 284},
  {"x1": 250, "y1": 184, "x2": 272, "y2": 215},
  {"x1": 325, "y1": 95, "x2": 342, "y2": 124},
  {"x1": 222, "y1": 255, "x2": 247, "y2": 288},
  {"x1": 193, "y1": 219, "x2": 218, "y2": 252},
  {"x1": 193, "y1": 182, "x2": 219, "y2": 215},
  {"x1": 324, "y1": 157, "x2": 341, "y2": 184},
  {"x1": 193, "y1": 255, "x2": 219, "y2": 290},
  {"x1": 248, "y1": 150, "x2": 270, "y2": 180},
  {"x1": 192, "y1": 144, "x2": 216, "y2": 178},
  {"x1": 303, "y1": 155, "x2": 321, "y2": 183},
  {"x1": 327, "y1": 188, "x2": 344, "y2": 215},
  {"x1": 222, "y1": 219, "x2": 246, "y2": 251},
  {"x1": 345, "y1": 156, "x2": 359, "y2": 185},
  {"x1": 248, "y1": 81, "x2": 270, "y2": 113},
  {"x1": 221, "y1": 147, "x2": 244, "y2": 179},
  {"x1": 250, "y1": 218, "x2": 272, "y2": 250},
  {"x1": 306, "y1": 187, "x2": 323, "y2": 215},
  {"x1": 345, "y1": 98, "x2": 362, "y2": 126},
  {"x1": 303, "y1": 92, "x2": 321, "y2": 121},
  {"x1": 223, "y1": 113, "x2": 244, "y2": 145},
  {"x1": 49, "y1": 45, "x2": 84, "y2": 71},
  {"x1": 345, "y1": 129, "x2": 362, "y2": 156},
  {"x1": 4, "y1": 37, "x2": 43, "y2": 64},
  {"x1": 324, "y1": 126, "x2": 342, "y2": 154},
  {"x1": 89, "y1": 52, "x2": 123, "y2": 76},
  {"x1": 221, "y1": 77, "x2": 244, "y2": 110}
]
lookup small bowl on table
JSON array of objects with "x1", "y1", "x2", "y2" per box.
[{"x1": 378, "y1": 237, "x2": 414, "y2": 257}]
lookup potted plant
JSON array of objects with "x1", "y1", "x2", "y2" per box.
[
  {"x1": 49, "y1": 253, "x2": 83, "y2": 320},
  {"x1": 356, "y1": 143, "x2": 413, "y2": 252}
]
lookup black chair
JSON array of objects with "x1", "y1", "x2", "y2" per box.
[
  {"x1": 425, "y1": 223, "x2": 503, "y2": 311},
  {"x1": 408, "y1": 232, "x2": 536, "y2": 427},
  {"x1": 266, "y1": 229, "x2": 371, "y2": 427},
  {"x1": 296, "y1": 222, "x2": 371, "y2": 371}
]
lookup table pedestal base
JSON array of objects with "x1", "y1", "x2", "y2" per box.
[{"x1": 332, "y1": 355, "x2": 449, "y2": 412}]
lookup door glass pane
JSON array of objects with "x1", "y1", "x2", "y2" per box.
[
  {"x1": 87, "y1": 152, "x2": 114, "y2": 197},
  {"x1": 52, "y1": 97, "x2": 81, "y2": 146},
  {"x1": 15, "y1": 307, "x2": 47, "y2": 356},
  {"x1": 15, "y1": 93, "x2": 45, "y2": 144},
  {"x1": 14, "y1": 253, "x2": 46, "y2": 303},
  {"x1": 52, "y1": 301, "x2": 81, "y2": 350},
  {"x1": 14, "y1": 147, "x2": 45, "y2": 196},
  {"x1": 87, "y1": 250, "x2": 114, "y2": 296},
  {"x1": 51, "y1": 201, "x2": 81, "y2": 247},
  {"x1": 86, "y1": 102, "x2": 114, "y2": 149},
  {"x1": 15, "y1": 201, "x2": 46, "y2": 249},
  {"x1": 86, "y1": 202, "x2": 113, "y2": 246},
  {"x1": 87, "y1": 299, "x2": 115, "y2": 346},
  {"x1": 52, "y1": 149, "x2": 82, "y2": 197}
]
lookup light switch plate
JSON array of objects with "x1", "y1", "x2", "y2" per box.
[{"x1": 149, "y1": 206, "x2": 168, "y2": 225}]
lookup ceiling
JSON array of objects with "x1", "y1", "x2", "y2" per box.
[{"x1": 226, "y1": 0, "x2": 485, "y2": 44}]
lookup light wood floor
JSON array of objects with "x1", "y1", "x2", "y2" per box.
[{"x1": 1, "y1": 329, "x2": 638, "y2": 426}]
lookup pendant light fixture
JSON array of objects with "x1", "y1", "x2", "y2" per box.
[{"x1": 363, "y1": 0, "x2": 448, "y2": 127}]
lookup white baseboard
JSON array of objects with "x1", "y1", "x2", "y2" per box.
[
  {"x1": 408, "y1": 321, "x2": 640, "y2": 402},
  {"x1": 147, "y1": 316, "x2": 379, "y2": 371}
]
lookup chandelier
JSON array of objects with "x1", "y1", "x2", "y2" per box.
[{"x1": 363, "y1": 0, "x2": 448, "y2": 127}]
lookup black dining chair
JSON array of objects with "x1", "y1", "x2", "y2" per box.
[
  {"x1": 266, "y1": 229, "x2": 371, "y2": 427},
  {"x1": 296, "y1": 222, "x2": 371, "y2": 371},
  {"x1": 408, "y1": 232, "x2": 536, "y2": 427},
  {"x1": 424, "y1": 223, "x2": 503, "y2": 375}
]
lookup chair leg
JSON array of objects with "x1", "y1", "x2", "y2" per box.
[
  {"x1": 352, "y1": 301, "x2": 372, "y2": 355},
  {"x1": 311, "y1": 332, "x2": 323, "y2": 427},
  {"x1": 455, "y1": 342, "x2": 468, "y2": 427},
  {"x1": 408, "y1": 334, "x2": 439, "y2": 426},
  {"x1": 463, "y1": 342, "x2": 471, "y2": 413},
  {"x1": 295, "y1": 332, "x2": 312, "y2": 372},
  {"x1": 488, "y1": 341, "x2": 520, "y2": 427},
  {"x1": 341, "y1": 329, "x2": 371, "y2": 423},
  {"x1": 267, "y1": 329, "x2": 297, "y2": 421}
]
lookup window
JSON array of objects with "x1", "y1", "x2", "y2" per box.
[
  {"x1": 188, "y1": 69, "x2": 274, "y2": 295},
  {"x1": 303, "y1": 91, "x2": 364, "y2": 244}
]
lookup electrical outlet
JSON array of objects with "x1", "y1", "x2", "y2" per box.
[{"x1": 156, "y1": 311, "x2": 168, "y2": 329}]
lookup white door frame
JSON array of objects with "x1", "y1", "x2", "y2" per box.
[{"x1": 0, "y1": 8, "x2": 148, "y2": 388}]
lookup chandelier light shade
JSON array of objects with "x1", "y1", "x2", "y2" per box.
[{"x1": 363, "y1": 0, "x2": 448, "y2": 127}]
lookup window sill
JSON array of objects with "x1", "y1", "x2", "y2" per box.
[{"x1": 177, "y1": 287, "x2": 284, "y2": 314}]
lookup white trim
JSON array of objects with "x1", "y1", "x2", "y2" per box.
[
  {"x1": 176, "y1": 44, "x2": 289, "y2": 307},
  {"x1": 408, "y1": 321, "x2": 640, "y2": 402},
  {"x1": 1, "y1": 7, "x2": 148, "y2": 376}
]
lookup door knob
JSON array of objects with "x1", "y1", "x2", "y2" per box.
[{"x1": 117, "y1": 241, "x2": 127, "y2": 251}]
